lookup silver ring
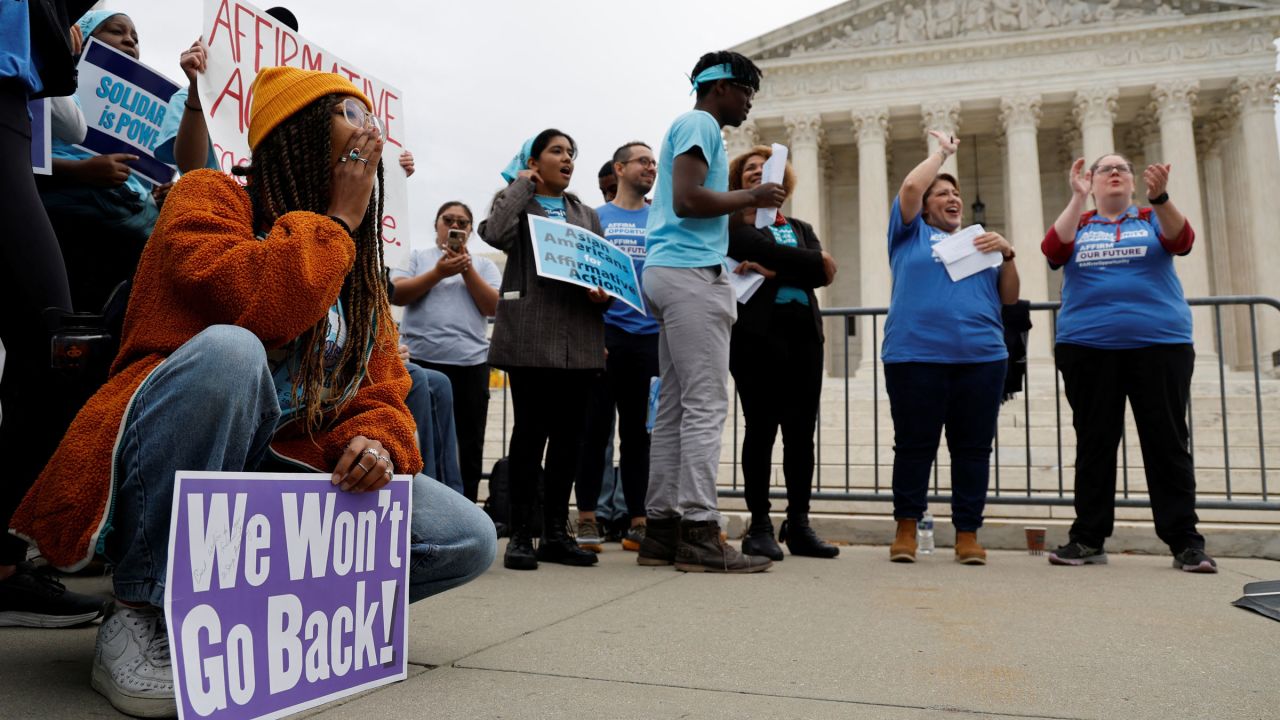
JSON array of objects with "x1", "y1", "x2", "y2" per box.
[
  {"x1": 348, "y1": 149, "x2": 361, "y2": 161},
  {"x1": 357, "y1": 157, "x2": 368, "y2": 165},
  {"x1": 339, "y1": 155, "x2": 349, "y2": 163}
]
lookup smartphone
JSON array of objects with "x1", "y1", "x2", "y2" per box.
[{"x1": 446, "y1": 229, "x2": 467, "y2": 253}]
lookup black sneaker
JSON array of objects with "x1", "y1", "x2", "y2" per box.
[
  {"x1": 1048, "y1": 542, "x2": 1108, "y2": 566},
  {"x1": 1172, "y1": 548, "x2": 1218, "y2": 574},
  {"x1": 0, "y1": 562, "x2": 109, "y2": 628}
]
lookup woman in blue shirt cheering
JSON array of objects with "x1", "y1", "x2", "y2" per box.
[
  {"x1": 882, "y1": 132, "x2": 1018, "y2": 565},
  {"x1": 1042, "y1": 154, "x2": 1215, "y2": 573}
]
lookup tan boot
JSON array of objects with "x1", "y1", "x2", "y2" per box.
[
  {"x1": 955, "y1": 531, "x2": 988, "y2": 565},
  {"x1": 889, "y1": 519, "x2": 917, "y2": 563}
]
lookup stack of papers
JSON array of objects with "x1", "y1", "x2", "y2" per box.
[
  {"x1": 754, "y1": 143, "x2": 789, "y2": 229},
  {"x1": 932, "y1": 224, "x2": 1003, "y2": 282},
  {"x1": 725, "y1": 258, "x2": 765, "y2": 303}
]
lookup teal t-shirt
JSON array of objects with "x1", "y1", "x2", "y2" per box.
[
  {"x1": 154, "y1": 86, "x2": 219, "y2": 171},
  {"x1": 644, "y1": 110, "x2": 729, "y2": 268},
  {"x1": 535, "y1": 195, "x2": 567, "y2": 221},
  {"x1": 768, "y1": 222, "x2": 809, "y2": 306}
]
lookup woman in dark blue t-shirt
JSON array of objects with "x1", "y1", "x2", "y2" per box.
[
  {"x1": 882, "y1": 133, "x2": 1019, "y2": 565},
  {"x1": 1041, "y1": 153, "x2": 1215, "y2": 573}
]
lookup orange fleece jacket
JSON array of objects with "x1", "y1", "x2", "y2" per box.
[{"x1": 10, "y1": 169, "x2": 422, "y2": 571}]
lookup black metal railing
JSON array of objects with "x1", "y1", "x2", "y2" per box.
[{"x1": 487, "y1": 296, "x2": 1280, "y2": 512}]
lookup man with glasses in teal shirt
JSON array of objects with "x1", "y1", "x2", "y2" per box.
[{"x1": 637, "y1": 50, "x2": 787, "y2": 574}]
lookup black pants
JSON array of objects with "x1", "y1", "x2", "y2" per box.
[
  {"x1": 0, "y1": 85, "x2": 75, "y2": 565},
  {"x1": 507, "y1": 367, "x2": 594, "y2": 529},
  {"x1": 1056, "y1": 343, "x2": 1203, "y2": 553},
  {"x1": 578, "y1": 327, "x2": 659, "y2": 520},
  {"x1": 413, "y1": 359, "x2": 490, "y2": 503},
  {"x1": 729, "y1": 304, "x2": 824, "y2": 524}
]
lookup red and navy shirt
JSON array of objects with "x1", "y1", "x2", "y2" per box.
[{"x1": 1042, "y1": 205, "x2": 1194, "y2": 349}]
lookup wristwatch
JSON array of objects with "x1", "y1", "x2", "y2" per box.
[{"x1": 1149, "y1": 192, "x2": 1170, "y2": 206}]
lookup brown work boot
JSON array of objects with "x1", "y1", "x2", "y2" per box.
[
  {"x1": 955, "y1": 531, "x2": 988, "y2": 565},
  {"x1": 889, "y1": 519, "x2": 917, "y2": 563},
  {"x1": 674, "y1": 520, "x2": 772, "y2": 573},
  {"x1": 637, "y1": 516, "x2": 678, "y2": 566}
]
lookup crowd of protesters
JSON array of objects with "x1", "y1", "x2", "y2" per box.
[{"x1": 1, "y1": 2, "x2": 1219, "y2": 716}]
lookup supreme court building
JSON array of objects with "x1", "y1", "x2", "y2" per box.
[{"x1": 729, "y1": 0, "x2": 1280, "y2": 371}]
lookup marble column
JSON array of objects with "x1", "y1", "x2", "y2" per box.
[
  {"x1": 1197, "y1": 112, "x2": 1239, "y2": 365},
  {"x1": 1131, "y1": 107, "x2": 1161, "y2": 198},
  {"x1": 1072, "y1": 86, "x2": 1118, "y2": 166},
  {"x1": 1000, "y1": 93, "x2": 1050, "y2": 357},
  {"x1": 786, "y1": 113, "x2": 825, "y2": 238},
  {"x1": 852, "y1": 108, "x2": 891, "y2": 367},
  {"x1": 920, "y1": 100, "x2": 961, "y2": 177},
  {"x1": 1152, "y1": 80, "x2": 1213, "y2": 353},
  {"x1": 723, "y1": 120, "x2": 760, "y2": 164},
  {"x1": 1229, "y1": 74, "x2": 1280, "y2": 368}
]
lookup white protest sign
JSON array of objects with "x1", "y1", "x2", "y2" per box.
[{"x1": 197, "y1": 0, "x2": 411, "y2": 270}]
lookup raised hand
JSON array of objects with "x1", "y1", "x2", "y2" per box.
[
  {"x1": 1068, "y1": 157, "x2": 1092, "y2": 197},
  {"x1": 1144, "y1": 163, "x2": 1171, "y2": 200},
  {"x1": 928, "y1": 130, "x2": 960, "y2": 157}
]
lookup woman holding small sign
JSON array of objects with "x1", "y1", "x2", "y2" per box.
[
  {"x1": 12, "y1": 67, "x2": 496, "y2": 718},
  {"x1": 882, "y1": 133, "x2": 1018, "y2": 566},
  {"x1": 479, "y1": 129, "x2": 610, "y2": 571},
  {"x1": 1041, "y1": 155, "x2": 1215, "y2": 573},
  {"x1": 726, "y1": 146, "x2": 840, "y2": 561},
  {"x1": 36, "y1": 10, "x2": 161, "y2": 313}
]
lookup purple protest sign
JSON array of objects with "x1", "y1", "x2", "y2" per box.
[
  {"x1": 29, "y1": 98, "x2": 51, "y2": 175},
  {"x1": 164, "y1": 472, "x2": 411, "y2": 720}
]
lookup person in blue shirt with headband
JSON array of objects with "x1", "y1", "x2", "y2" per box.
[{"x1": 637, "y1": 51, "x2": 786, "y2": 574}]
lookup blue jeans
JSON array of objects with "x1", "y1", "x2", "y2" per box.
[
  {"x1": 883, "y1": 360, "x2": 1006, "y2": 532},
  {"x1": 404, "y1": 363, "x2": 464, "y2": 495},
  {"x1": 108, "y1": 325, "x2": 495, "y2": 607}
]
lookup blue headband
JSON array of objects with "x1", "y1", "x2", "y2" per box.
[
  {"x1": 500, "y1": 137, "x2": 536, "y2": 184},
  {"x1": 78, "y1": 10, "x2": 128, "y2": 45},
  {"x1": 689, "y1": 63, "x2": 736, "y2": 95}
]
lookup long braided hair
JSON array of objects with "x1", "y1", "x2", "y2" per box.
[{"x1": 233, "y1": 93, "x2": 390, "y2": 434}]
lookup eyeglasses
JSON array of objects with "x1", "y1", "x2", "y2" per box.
[
  {"x1": 334, "y1": 97, "x2": 383, "y2": 135},
  {"x1": 1093, "y1": 163, "x2": 1133, "y2": 176},
  {"x1": 730, "y1": 81, "x2": 756, "y2": 100},
  {"x1": 622, "y1": 157, "x2": 657, "y2": 169},
  {"x1": 439, "y1": 214, "x2": 472, "y2": 228}
]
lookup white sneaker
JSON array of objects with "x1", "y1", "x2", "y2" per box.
[{"x1": 90, "y1": 604, "x2": 176, "y2": 718}]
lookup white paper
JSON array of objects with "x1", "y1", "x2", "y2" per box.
[
  {"x1": 754, "y1": 143, "x2": 789, "y2": 228},
  {"x1": 932, "y1": 224, "x2": 1002, "y2": 282},
  {"x1": 725, "y1": 258, "x2": 766, "y2": 303}
]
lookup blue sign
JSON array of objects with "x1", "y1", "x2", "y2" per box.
[
  {"x1": 528, "y1": 214, "x2": 646, "y2": 315},
  {"x1": 75, "y1": 38, "x2": 180, "y2": 185}
]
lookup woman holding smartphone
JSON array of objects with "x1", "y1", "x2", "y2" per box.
[{"x1": 392, "y1": 201, "x2": 501, "y2": 503}]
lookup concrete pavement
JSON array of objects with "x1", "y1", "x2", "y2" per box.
[{"x1": 3, "y1": 542, "x2": 1277, "y2": 719}]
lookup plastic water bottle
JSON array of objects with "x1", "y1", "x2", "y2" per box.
[{"x1": 917, "y1": 512, "x2": 935, "y2": 555}]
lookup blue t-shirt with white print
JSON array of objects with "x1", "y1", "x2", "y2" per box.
[
  {"x1": 535, "y1": 195, "x2": 566, "y2": 221},
  {"x1": 1054, "y1": 205, "x2": 1192, "y2": 348},
  {"x1": 597, "y1": 201, "x2": 659, "y2": 335},
  {"x1": 881, "y1": 197, "x2": 1006, "y2": 364}
]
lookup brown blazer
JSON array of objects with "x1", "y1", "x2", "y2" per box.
[{"x1": 478, "y1": 178, "x2": 607, "y2": 370}]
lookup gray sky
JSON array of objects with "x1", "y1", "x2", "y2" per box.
[{"x1": 102, "y1": 0, "x2": 845, "y2": 252}]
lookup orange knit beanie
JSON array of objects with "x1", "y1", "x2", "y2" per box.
[{"x1": 247, "y1": 66, "x2": 372, "y2": 151}]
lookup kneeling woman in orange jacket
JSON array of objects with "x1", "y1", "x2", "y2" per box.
[{"x1": 11, "y1": 67, "x2": 495, "y2": 718}]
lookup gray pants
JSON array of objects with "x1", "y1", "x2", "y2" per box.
[{"x1": 642, "y1": 265, "x2": 736, "y2": 522}]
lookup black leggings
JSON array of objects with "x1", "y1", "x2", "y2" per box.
[
  {"x1": 0, "y1": 84, "x2": 75, "y2": 564},
  {"x1": 506, "y1": 367, "x2": 593, "y2": 529}
]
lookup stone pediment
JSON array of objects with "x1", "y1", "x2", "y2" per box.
[{"x1": 739, "y1": 0, "x2": 1272, "y2": 59}]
